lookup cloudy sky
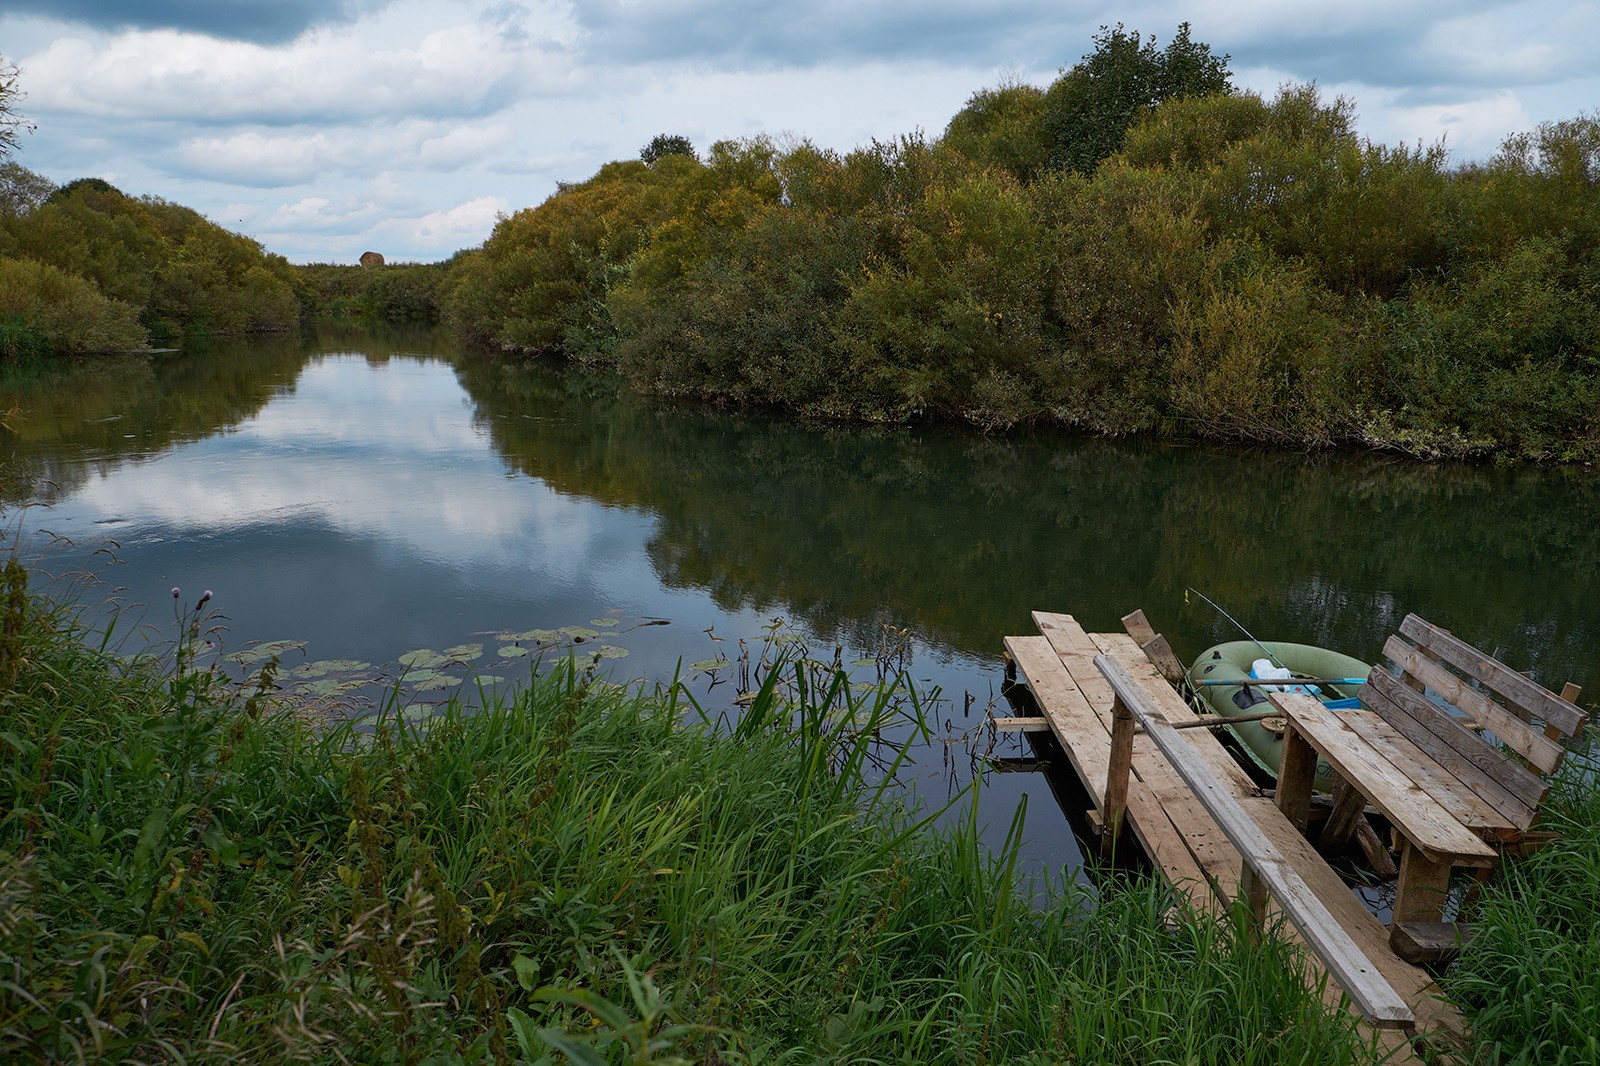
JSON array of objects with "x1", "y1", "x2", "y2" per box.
[{"x1": 3, "y1": 1, "x2": 1596, "y2": 264}]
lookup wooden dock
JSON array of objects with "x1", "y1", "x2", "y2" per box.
[{"x1": 1001, "y1": 611, "x2": 1465, "y2": 1058}]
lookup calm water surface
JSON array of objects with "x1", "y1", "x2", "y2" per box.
[{"x1": 5, "y1": 324, "x2": 1597, "y2": 884}]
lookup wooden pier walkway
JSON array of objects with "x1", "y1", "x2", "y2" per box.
[{"x1": 1002, "y1": 612, "x2": 1463, "y2": 1057}]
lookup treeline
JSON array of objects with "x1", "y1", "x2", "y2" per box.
[
  {"x1": 0, "y1": 171, "x2": 301, "y2": 356},
  {"x1": 294, "y1": 259, "x2": 455, "y2": 322},
  {"x1": 440, "y1": 26, "x2": 1600, "y2": 461}
]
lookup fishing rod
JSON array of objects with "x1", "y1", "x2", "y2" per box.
[
  {"x1": 1185, "y1": 586, "x2": 1286, "y2": 672},
  {"x1": 1195, "y1": 677, "x2": 1366, "y2": 687}
]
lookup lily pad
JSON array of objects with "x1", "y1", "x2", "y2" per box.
[
  {"x1": 852, "y1": 658, "x2": 879, "y2": 670},
  {"x1": 410, "y1": 674, "x2": 462, "y2": 692},
  {"x1": 399, "y1": 649, "x2": 449, "y2": 670},
  {"x1": 594, "y1": 645, "x2": 629, "y2": 659},
  {"x1": 227, "y1": 639, "x2": 306, "y2": 666},
  {"x1": 498, "y1": 645, "x2": 531, "y2": 658},
  {"x1": 690, "y1": 659, "x2": 728, "y2": 672},
  {"x1": 400, "y1": 703, "x2": 434, "y2": 722},
  {"x1": 589, "y1": 618, "x2": 620, "y2": 628},
  {"x1": 559, "y1": 626, "x2": 600, "y2": 642},
  {"x1": 443, "y1": 643, "x2": 484, "y2": 662}
]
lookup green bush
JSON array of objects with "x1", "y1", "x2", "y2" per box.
[{"x1": 0, "y1": 257, "x2": 145, "y2": 355}]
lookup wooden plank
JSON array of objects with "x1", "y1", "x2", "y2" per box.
[
  {"x1": 1391, "y1": 922, "x2": 1469, "y2": 965},
  {"x1": 1399, "y1": 615, "x2": 1587, "y2": 736},
  {"x1": 1334, "y1": 709, "x2": 1515, "y2": 832},
  {"x1": 1365, "y1": 670, "x2": 1544, "y2": 825},
  {"x1": 1273, "y1": 694, "x2": 1497, "y2": 867},
  {"x1": 1034, "y1": 612, "x2": 1116, "y2": 711},
  {"x1": 1004, "y1": 637, "x2": 1113, "y2": 806},
  {"x1": 989, "y1": 716, "x2": 1051, "y2": 733},
  {"x1": 1140, "y1": 634, "x2": 1187, "y2": 683},
  {"x1": 1120, "y1": 609, "x2": 1158, "y2": 645},
  {"x1": 1355, "y1": 818, "x2": 1399, "y2": 880},
  {"x1": 1004, "y1": 636, "x2": 1208, "y2": 890},
  {"x1": 1383, "y1": 636, "x2": 1566, "y2": 774},
  {"x1": 1095, "y1": 654, "x2": 1415, "y2": 1031}
]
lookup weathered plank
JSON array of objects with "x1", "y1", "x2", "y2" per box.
[
  {"x1": 1272, "y1": 693, "x2": 1497, "y2": 868},
  {"x1": 1120, "y1": 609, "x2": 1159, "y2": 645},
  {"x1": 1391, "y1": 922, "x2": 1470, "y2": 965},
  {"x1": 1004, "y1": 635, "x2": 1208, "y2": 889},
  {"x1": 1383, "y1": 636, "x2": 1566, "y2": 773},
  {"x1": 1365, "y1": 669, "x2": 1544, "y2": 825},
  {"x1": 1399, "y1": 615, "x2": 1587, "y2": 736},
  {"x1": 1334, "y1": 708, "x2": 1515, "y2": 833},
  {"x1": 1096, "y1": 653, "x2": 1416, "y2": 1031},
  {"x1": 989, "y1": 716, "x2": 1052, "y2": 733}
]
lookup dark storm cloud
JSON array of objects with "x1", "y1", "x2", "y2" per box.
[
  {"x1": 6, "y1": 0, "x2": 384, "y2": 43},
  {"x1": 568, "y1": 0, "x2": 1104, "y2": 69}
]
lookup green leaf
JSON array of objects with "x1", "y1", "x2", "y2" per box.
[{"x1": 512, "y1": 953, "x2": 542, "y2": 991}]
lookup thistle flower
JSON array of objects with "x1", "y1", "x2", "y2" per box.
[
  {"x1": 198, "y1": 589, "x2": 213, "y2": 607},
  {"x1": 171, "y1": 587, "x2": 180, "y2": 599}
]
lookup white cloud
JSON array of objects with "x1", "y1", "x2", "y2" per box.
[
  {"x1": 173, "y1": 118, "x2": 517, "y2": 186},
  {"x1": 372, "y1": 195, "x2": 510, "y2": 252}
]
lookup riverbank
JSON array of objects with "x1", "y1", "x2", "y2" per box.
[{"x1": 0, "y1": 565, "x2": 1400, "y2": 1064}]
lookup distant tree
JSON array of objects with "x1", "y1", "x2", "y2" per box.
[
  {"x1": 1, "y1": 55, "x2": 34, "y2": 162},
  {"x1": 0, "y1": 161, "x2": 55, "y2": 216},
  {"x1": 48, "y1": 176, "x2": 125, "y2": 203},
  {"x1": 942, "y1": 78, "x2": 1051, "y2": 182},
  {"x1": 1042, "y1": 22, "x2": 1231, "y2": 174},
  {"x1": 641, "y1": 134, "x2": 696, "y2": 165}
]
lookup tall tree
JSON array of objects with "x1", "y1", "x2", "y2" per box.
[
  {"x1": 1042, "y1": 23, "x2": 1231, "y2": 175},
  {"x1": 1, "y1": 56, "x2": 33, "y2": 163}
]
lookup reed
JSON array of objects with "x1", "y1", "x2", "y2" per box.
[{"x1": 0, "y1": 570, "x2": 1397, "y2": 1063}]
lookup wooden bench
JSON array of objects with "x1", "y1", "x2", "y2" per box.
[
  {"x1": 1095, "y1": 652, "x2": 1417, "y2": 1031},
  {"x1": 1271, "y1": 613, "x2": 1588, "y2": 960}
]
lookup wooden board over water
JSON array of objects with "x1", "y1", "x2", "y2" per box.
[{"x1": 1003, "y1": 612, "x2": 1465, "y2": 1058}]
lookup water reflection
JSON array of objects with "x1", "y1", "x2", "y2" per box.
[{"x1": 1, "y1": 325, "x2": 1596, "y2": 887}]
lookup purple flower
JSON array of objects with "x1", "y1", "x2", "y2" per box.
[
  {"x1": 199, "y1": 589, "x2": 213, "y2": 606},
  {"x1": 171, "y1": 587, "x2": 181, "y2": 598}
]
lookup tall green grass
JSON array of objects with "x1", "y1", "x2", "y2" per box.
[
  {"x1": 1442, "y1": 761, "x2": 1600, "y2": 1066},
  {"x1": 0, "y1": 565, "x2": 1393, "y2": 1063}
]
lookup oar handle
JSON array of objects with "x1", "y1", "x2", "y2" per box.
[{"x1": 1194, "y1": 677, "x2": 1367, "y2": 687}]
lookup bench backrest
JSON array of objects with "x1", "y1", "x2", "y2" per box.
[{"x1": 1362, "y1": 614, "x2": 1589, "y2": 832}]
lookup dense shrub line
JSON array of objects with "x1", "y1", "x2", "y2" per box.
[
  {"x1": 439, "y1": 76, "x2": 1599, "y2": 461},
  {"x1": 0, "y1": 177, "x2": 300, "y2": 353}
]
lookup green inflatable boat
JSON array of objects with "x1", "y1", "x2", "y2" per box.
[{"x1": 1187, "y1": 641, "x2": 1370, "y2": 789}]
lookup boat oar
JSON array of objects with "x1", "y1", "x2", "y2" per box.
[{"x1": 1195, "y1": 677, "x2": 1367, "y2": 687}]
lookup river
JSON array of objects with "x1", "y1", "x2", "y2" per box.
[{"x1": 4, "y1": 323, "x2": 1596, "y2": 886}]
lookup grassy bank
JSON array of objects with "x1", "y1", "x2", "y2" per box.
[
  {"x1": 0, "y1": 565, "x2": 1396, "y2": 1063},
  {"x1": 1443, "y1": 764, "x2": 1600, "y2": 1066}
]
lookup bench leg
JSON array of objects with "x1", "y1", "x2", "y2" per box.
[
  {"x1": 1393, "y1": 841, "x2": 1453, "y2": 927},
  {"x1": 1101, "y1": 695, "x2": 1135, "y2": 863},
  {"x1": 1320, "y1": 775, "x2": 1365, "y2": 851},
  {"x1": 1276, "y1": 726, "x2": 1318, "y2": 834},
  {"x1": 1240, "y1": 862, "x2": 1269, "y2": 944}
]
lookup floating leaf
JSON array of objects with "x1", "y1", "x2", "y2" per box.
[
  {"x1": 227, "y1": 639, "x2": 305, "y2": 665},
  {"x1": 503, "y1": 629, "x2": 560, "y2": 644},
  {"x1": 410, "y1": 674, "x2": 462, "y2": 692},
  {"x1": 400, "y1": 704, "x2": 434, "y2": 722},
  {"x1": 472, "y1": 674, "x2": 508, "y2": 686},
  {"x1": 589, "y1": 618, "x2": 620, "y2": 629},
  {"x1": 498, "y1": 646, "x2": 531, "y2": 658},
  {"x1": 690, "y1": 659, "x2": 728, "y2": 672},
  {"x1": 559, "y1": 626, "x2": 600, "y2": 641},
  {"x1": 403, "y1": 668, "x2": 441, "y2": 684},
  {"x1": 443, "y1": 643, "x2": 483, "y2": 662},
  {"x1": 399, "y1": 649, "x2": 448, "y2": 670},
  {"x1": 594, "y1": 645, "x2": 628, "y2": 659},
  {"x1": 852, "y1": 658, "x2": 879, "y2": 670}
]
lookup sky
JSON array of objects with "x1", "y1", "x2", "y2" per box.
[{"x1": 2, "y1": 1, "x2": 1596, "y2": 264}]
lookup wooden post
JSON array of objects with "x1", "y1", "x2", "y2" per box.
[
  {"x1": 1393, "y1": 840, "x2": 1453, "y2": 926},
  {"x1": 1275, "y1": 725, "x2": 1318, "y2": 834},
  {"x1": 1320, "y1": 775, "x2": 1365, "y2": 851},
  {"x1": 1239, "y1": 864, "x2": 1269, "y2": 942},
  {"x1": 1550, "y1": 682, "x2": 1582, "y2": 741},
  {"x1": 1102, "y1": 693, "x2": 1135, "y2": 862}
]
